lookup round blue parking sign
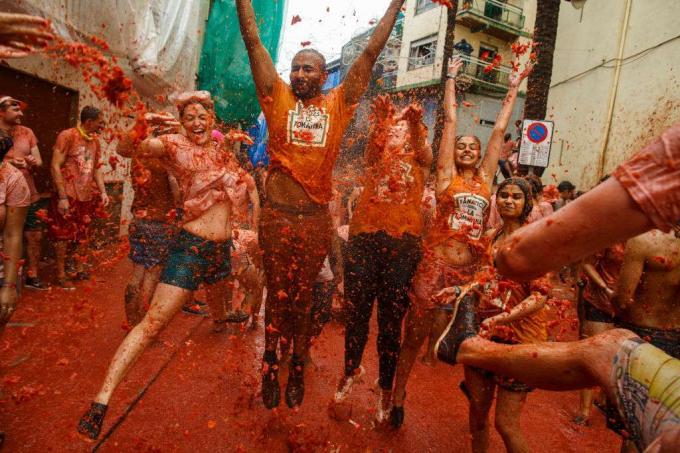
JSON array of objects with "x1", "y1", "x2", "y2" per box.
[{"x1": 527, "y1": 122, "x2": 549, "y2": 144}]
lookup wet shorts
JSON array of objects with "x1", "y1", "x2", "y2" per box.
[
  {"x1": 47, "y1": 197, "x2": 100, "y2": 242},
  {"x1": 24, "y1": 198, "x2": 49, "y2": 231},
  {"x1": 410, "y1": 248, "x2": 478, "y2": 309},
  {"x1": 160, "y1": 230, "x2": 232, "y2": 291},
  {"x1": 128, "y1": 219, "x2": 177, "y2": 270},
  {"x1": 583, "y1": 300, "x2": 615, "y2": 324},
  {"x1": 617, "y1": 322, "x2": 680, "y2": 359},
  {"x1": 611, "y1": 337, "x2": 680, "y2": 451}
]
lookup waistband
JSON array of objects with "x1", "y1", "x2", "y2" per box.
[
  {"x1": 177, "y1": 229, "x2": 232, "y2": 249},
  {"x1": 264, "y1": 199, "x2": 328, "y2": 216}
]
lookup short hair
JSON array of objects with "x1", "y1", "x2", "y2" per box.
[
  {"x1": 557, "y1": 181, "x2": 576, "y2": 192},
  {"x1": 80, "y1": 106, "x2": 101, "y2": 123},
  {"x1": 293, "y1": 49, "x2": 327, "y2": 71},
  {"x1": 504, "y1": 133, "x2": 512, "y2": 141}
]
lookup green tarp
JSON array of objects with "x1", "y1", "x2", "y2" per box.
[{"x1": 198, "y1": 0, "x2": 286, "y2": 126}]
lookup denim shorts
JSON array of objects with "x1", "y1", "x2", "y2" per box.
[{"x1": 160, "y1": 230, "x2": 232, "y2": 291}]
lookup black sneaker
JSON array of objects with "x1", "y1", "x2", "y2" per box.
[
  {"x1": 285, "y1": 360, "x2": 305, "y2": 408},
  {"x1": 74, "y1": 271, "x2": 91, "y2": 281},
  {"x1": 77, "y1": 402, "x2": 108, "y2": 440},
  {"x1": 182, "y1": 302, "x2": 209, "y2": 316},
  {"x1": 24, "y1": 277, "x2": 49, "y2": 290},
  {"x1": 390, "y1": 406, "x2": 404, "y2": 428},
  {"x1": 225, "y1": 310, "x2": 250, "y2": 323},
  {"x1": 262, "y1": 360, "x2": 280, "y2": 409},
  {"x1": 435, "y1": 286, "x2": 480, "y2": 366}
]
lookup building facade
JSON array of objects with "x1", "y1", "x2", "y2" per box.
[
  {"x1": 395, "y1": 0, "x2": 536, "y2": 145},
  {"x1": 545, "y1": 0, "x2": 680, "y2": 189}
]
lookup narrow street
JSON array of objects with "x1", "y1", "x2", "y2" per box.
[{"x1": 1, "y1": 252, "x2": 619, "y2": 452}]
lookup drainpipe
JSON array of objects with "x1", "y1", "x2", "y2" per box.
[{"x1": 597, "y1": 0, "x2": 632, "y2": 180}]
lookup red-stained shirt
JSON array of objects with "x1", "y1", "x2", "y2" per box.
[
  {"x1": 259, "y1": 77, "x2": 356, "y2": 204},
  {"x1": 0, "y1": 162, "x2": 31, "y2": 208},
  {"x1": 582, "y1": 243, "x2": 625, "y2": 315},
  {"x1": 5, "y1": 125, "x2": 39, "y2": 203},
  {"x1": 158, "y1": 134, "x2": 239, "y2": 224},
  {"x1": 54, "y1": 128, "x2": 101, "y2": 202},
  {"x1": 614, "y1": 122, "x2": 680, "y2": 231}
]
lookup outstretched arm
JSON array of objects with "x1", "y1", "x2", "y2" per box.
[
  {"x1": 494, "y1": 177, "x2": 654, "y2": 280},
  {"x1": 343, "y1": 0, "x2": 405, "y2": 105},
  {"x1": 235, "y1": 0, "x2": 278, "y2": 98},
  {"x1": 479, "y1": 66, "x2": 532, "y2": 189},
  {"x1": 436, "y1": 57, "x2": 463, "y2": 195}
]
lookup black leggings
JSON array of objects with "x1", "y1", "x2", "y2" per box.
[{"x1": 344, "y1": 231, "x2": 422, "y2": 390}]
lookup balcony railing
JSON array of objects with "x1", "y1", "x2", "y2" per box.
[
  {"x1": 457, "y1": 53, "x2": 512, "y2": 91},
  {"x1": 457, "y1": 0, "x2": 527, "y2": 40}
]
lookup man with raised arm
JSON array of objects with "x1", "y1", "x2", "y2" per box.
[{"x1": 236, "y1": 0, "x2": 406, "y2": 409}]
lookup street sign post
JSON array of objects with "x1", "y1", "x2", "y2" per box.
[{"x1": 518, "y1": 119, "x2": 554, "y2": 168}]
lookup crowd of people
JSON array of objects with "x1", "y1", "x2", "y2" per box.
[{"x1": 0, "y1": 3, "x2": 678, "y2": 452}]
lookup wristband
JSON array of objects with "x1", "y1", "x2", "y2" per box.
[
  {"x1": 2, "y1": 282, "x2": 16, "y2": 288},
  {"x1": 59, "y1": 196, "x2": 68, "y2": 201},
  {"x1": 447, "y1": 74, "x2": 457, "y2": 80}
]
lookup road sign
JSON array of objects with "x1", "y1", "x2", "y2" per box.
[{"x1": 519, "y1": 119, "x2": 554, "y2": 167}]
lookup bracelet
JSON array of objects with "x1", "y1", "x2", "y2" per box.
[
  {"x1": 447, "y1": 74, "x2": 456, "y2": 80},
  {"x1": 59, "y1": 196, "x2": 68, "y2": 201},
  {"x1": 2, "y1": 282, "x2": 16, "y2": 288}
]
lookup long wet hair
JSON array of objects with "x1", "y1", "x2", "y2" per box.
[{"x1": 497, "y1": 177, "x2": 533, "y2": 225}]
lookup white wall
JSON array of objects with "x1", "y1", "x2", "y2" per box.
[{"x1": 545, "y1": 0, "x2": 680, "y2": 189}]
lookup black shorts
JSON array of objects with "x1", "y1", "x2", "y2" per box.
[{"x1": 582, "y1": 300, "x2": 615, "y2": 324}]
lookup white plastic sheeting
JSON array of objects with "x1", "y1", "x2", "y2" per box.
[{"x1": 1, "y1": 0, "x2": 207, "y2": 98}]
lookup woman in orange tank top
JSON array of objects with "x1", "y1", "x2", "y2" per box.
[
  {"x1": 390, "y1": 57, "x2": 532, "y2": 428},
  {"x1": 464, "y1": 177, "x2": 549, "y2": 453},
  {"x1": 331, "y1": 96, "x2": 432, "y2": 424}
]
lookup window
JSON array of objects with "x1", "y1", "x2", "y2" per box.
[
  {"x1": 408, "y1": 35, "x2": 438, "y2": 70},
  {"x1": 415, "y1": 0, "x2": 438, "y2": 15},
  {"x1": 479, "y1": 100, "x2": 500, "y2": 127}
]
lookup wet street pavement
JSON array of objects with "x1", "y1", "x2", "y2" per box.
[{"x1": 1, "y1": 253, "x2": 620, "y2": 452}]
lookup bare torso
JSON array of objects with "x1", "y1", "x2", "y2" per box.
[
  {"x1": 183, "y1": 201, "x2": 232, "y2": 242},
  {"x1": 622, "y1": 230, "x2": 680, "y2": 330},
  {"x1": 265, "y1": 169, "x2": 320, "y2": 209}
]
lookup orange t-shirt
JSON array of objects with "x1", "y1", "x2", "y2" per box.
[
  {"x1": 426, "y1": 174, "x2": 491, "y2": 247},
  {"x1": 259, "y1": 77, "x2": 356, "y2": 204},
  {"x1": 350, "y1": 148, "x2": 425, "y2": 238}
]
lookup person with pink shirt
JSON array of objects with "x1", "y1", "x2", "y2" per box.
[
  {"x1": 0, "y1": 127, "x2": 30, "y2": 330},
  {"x1": 0, "y1": 96, "x2": 49, "y2": 290},
  {"x1": 77, "y1": 91, "x2": 241, "y2": 440}
]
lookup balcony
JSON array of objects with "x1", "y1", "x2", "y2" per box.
[
  {"x1": 457, "y1": 0, "x2": 528, "y2": 41},
  {"x1": 457, "y1": 54, "x2": 512, "y2": 93}
]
